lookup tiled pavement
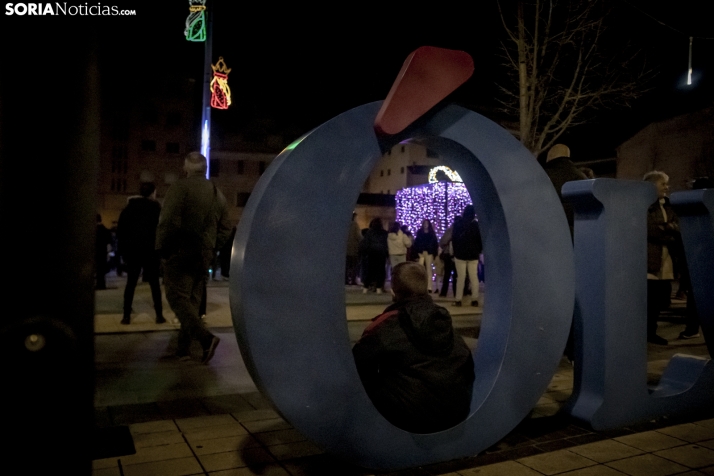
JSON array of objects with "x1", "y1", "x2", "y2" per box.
[{"x1": 94, "y1": 273, "x2": 714, "y2": 475}]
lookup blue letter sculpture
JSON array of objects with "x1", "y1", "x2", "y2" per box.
[
  {"x1": 564, "y1": 180, "x2": 714, "y2": 429},
  {"x1": 230, "y1": 102, "x2": 574, "y2": 470},
  {"x1": 671, "y1": 189, "x2": 714, "y2": 357}
]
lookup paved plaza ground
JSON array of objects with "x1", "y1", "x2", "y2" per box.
[{"x1": 92, "y1": 272, "x2": 714, "y2": 476}]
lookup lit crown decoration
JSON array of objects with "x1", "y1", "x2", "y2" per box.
[
  {"x1": 210, "y1": 57, "x2": 232, "y2": 110},
  {"x1": 184, "y1": 0, "x2": 207, "y2": 42},
  {"x1": 428, "y1": 165, "x2": 462, "y2": 183}
]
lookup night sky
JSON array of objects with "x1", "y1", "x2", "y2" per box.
[{"x1": 5, "y1": 0, "x2": 714, "y2": 160}]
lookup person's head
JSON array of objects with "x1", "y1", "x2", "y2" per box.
[
  {"x1": 139, "y1": 182, "x2": 156, "y2": 198},
  {"x1": 391, "y1": 262, "x2": 429, "y2": 302},
  {"x1": 184, "y1": 151, "x2": 207, "y2": 176},
  {"x1": 462, "y1": 204, "x2": 475, "y2": 222},
  {"x1": 400, "y1": 224, "x2": 411, "y2": 235},
  {"x1": 369, "y1": 217, "x2": 383, "y2": 231},
  {"x1": 643, "y1": 170, "x2": 670, "y2": 199},
  {"x1": 389, "y1": 221, "x2": 401, "y2": 234},
  {"x1": 421, "y1": 219, "x2": 433, "y2": 233},
  {"x1": 546, "y1": 144, "x2": 570, "y2": 162}
]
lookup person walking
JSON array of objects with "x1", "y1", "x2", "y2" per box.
[
  {"x1": 452, "y1": 205, "x2": 482, "y2": 307},
  {"x1": 117, "y1": 182, "x2": 165, "y2": 325},
  {"x1": 412, "y1": 219, "x2": 439, "y2": 293},
  {"x1": 156, "y1": 152, "x2": 231, "y2": 363}
]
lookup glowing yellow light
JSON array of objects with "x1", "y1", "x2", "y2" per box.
[{"x1": 428, "y1": 165, "x2": 463, "y2": 183}]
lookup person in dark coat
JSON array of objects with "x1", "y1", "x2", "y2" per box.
[
  {"x1": 360, "y1": 218, "x2": 389, "y2": 293},
  {"x1": 452, "y1": 205, "x2": 482, "y2": 307},
  {"x1": 117, "y1": 182, "x2": 165, "y2": 325},
  {"x1": 156, "y1": 152, "x2": 232, "y2": 363},
  {"x1": 412, "y1": 219, "x2": 439, "y2": 293},
  {"x1": 352, "y1": 261, "x2": 474, "y2": 433},
  {"x1": 542, "y1": 144, "x2": 588, "y2": 238},
  {"x1": 644, "y1": 170, "x2": 680, "y2": 345}
]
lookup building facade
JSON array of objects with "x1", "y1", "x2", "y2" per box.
[{"x1": 616, "y1": 104, "x2": 714, "y2": 191}]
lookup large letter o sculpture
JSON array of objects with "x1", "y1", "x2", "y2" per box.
[{"x1": 230, "y1": 102, "x2": 574, "y2": 470}]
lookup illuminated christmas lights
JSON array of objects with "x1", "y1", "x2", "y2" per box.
[
  {"x1": 428, "y1": 165, "x2": 463, "y2": 183},
  {"x1": 395, "y1": 181, "x2": 473, "y2": 240},
  {"x1": 210, "y1": 57, "x2": 232, "y2": 110},
  {"x1": 184, "y1": 0, "x2": 207, "y2": 42}
]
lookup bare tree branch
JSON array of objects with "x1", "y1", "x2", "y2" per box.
[{"x1": 496, "y1": 0, "x2": 653, "y2": 156}]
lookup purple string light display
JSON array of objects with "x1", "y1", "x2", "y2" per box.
[{"x1": 395, "y1": 181, "x2": 473, "y2": 240}]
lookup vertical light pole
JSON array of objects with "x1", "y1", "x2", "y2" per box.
[
  {"x1": 201, "y1": 0, "x2": 213, "y2": 178},
  {"x1": 687, "y1": 36, "x2": 693, "y2": 86}
]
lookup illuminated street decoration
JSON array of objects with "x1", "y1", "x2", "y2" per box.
[
  {"x1": 427, "y1": 165, "x2": 462, "y2": 183},
  {"x1": 184, "y1": 0, "x2": 207, "y2": 42},
  {"x1": 395, "y1": 181, "x2": 472, "y2": 239},
  {"x1": 210, "y1": 56, "x2": 231, "y2": 110}
]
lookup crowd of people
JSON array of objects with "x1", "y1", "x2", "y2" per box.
[
  {"x1": 349, "y1": 206, "x2": 484, "y2": 307},
  {"x1": 95, "y1": 152, "x2": 235, "y2": 364}
]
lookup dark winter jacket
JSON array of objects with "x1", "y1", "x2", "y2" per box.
[
  {"x1": 543, "y1": 156, "x2": 588, "y2": 235},
  {"x1": 360, "y1": 228, "x2": 388, "y2": 257},
  {"x1": 156, "y1": 172, "x2": 232, "y2": 254},
  {"x1": 412, "y1": 229, "x2": 439, "y2": 257},
  {"x1": 646, "y1": 197, "x2": 681, "y2": 276},
  {"x1": 352, "y1": 295, "x2": 475, "y2": 433},
  {"x1": 117, "y1": 197, "x2": 161, "y2": 259},
  {"x1": 452, "y1": 219, "x2": 482, "y2": 261}
]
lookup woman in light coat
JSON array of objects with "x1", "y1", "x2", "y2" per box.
[{"x1": 387, "y1": 221, "x2": 413, "y2": 271}]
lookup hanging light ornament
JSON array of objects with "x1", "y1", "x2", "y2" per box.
[
  {"x1": 396, "y1": 166, "x2": 472, "y2": 240},
  {"x1": 210, "y1": 57, "x2": 232, "y2": 110},
  {"x1": 184, "y1": 0, "x2": 207, "y2": 42},
  {"x1": 687, "y1": 36, "x2": 693, "y2": 86}
]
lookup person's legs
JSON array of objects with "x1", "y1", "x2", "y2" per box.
[
  {"x1": 465, "y1": 259, "x2": 479, "y2": 305},
  {"x1": 164, "y1": 254, "x2": 216, "y2": 358},
  {"x1": 142, "y1": 254, "x2": 164, "y2": 323},
  {"x1": 440, "y1": 256, "x2": 454, "y2": 297},
  {"x1": 424, "y1": 253, "x2": 435, "y2": 292},
  {"x1": 454, "y1": 258, "x2": 467, "y2": 302},
  {"x1": 122, "y1": 259, "x2": 141, "y2": 323},
  {"x1": 198, "y1": 278, "x2": 207, "y2": 317}
]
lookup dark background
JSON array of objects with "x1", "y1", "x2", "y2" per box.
[{"x1": 4, "y1": 0, "x2": 714, "y2": 160}]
